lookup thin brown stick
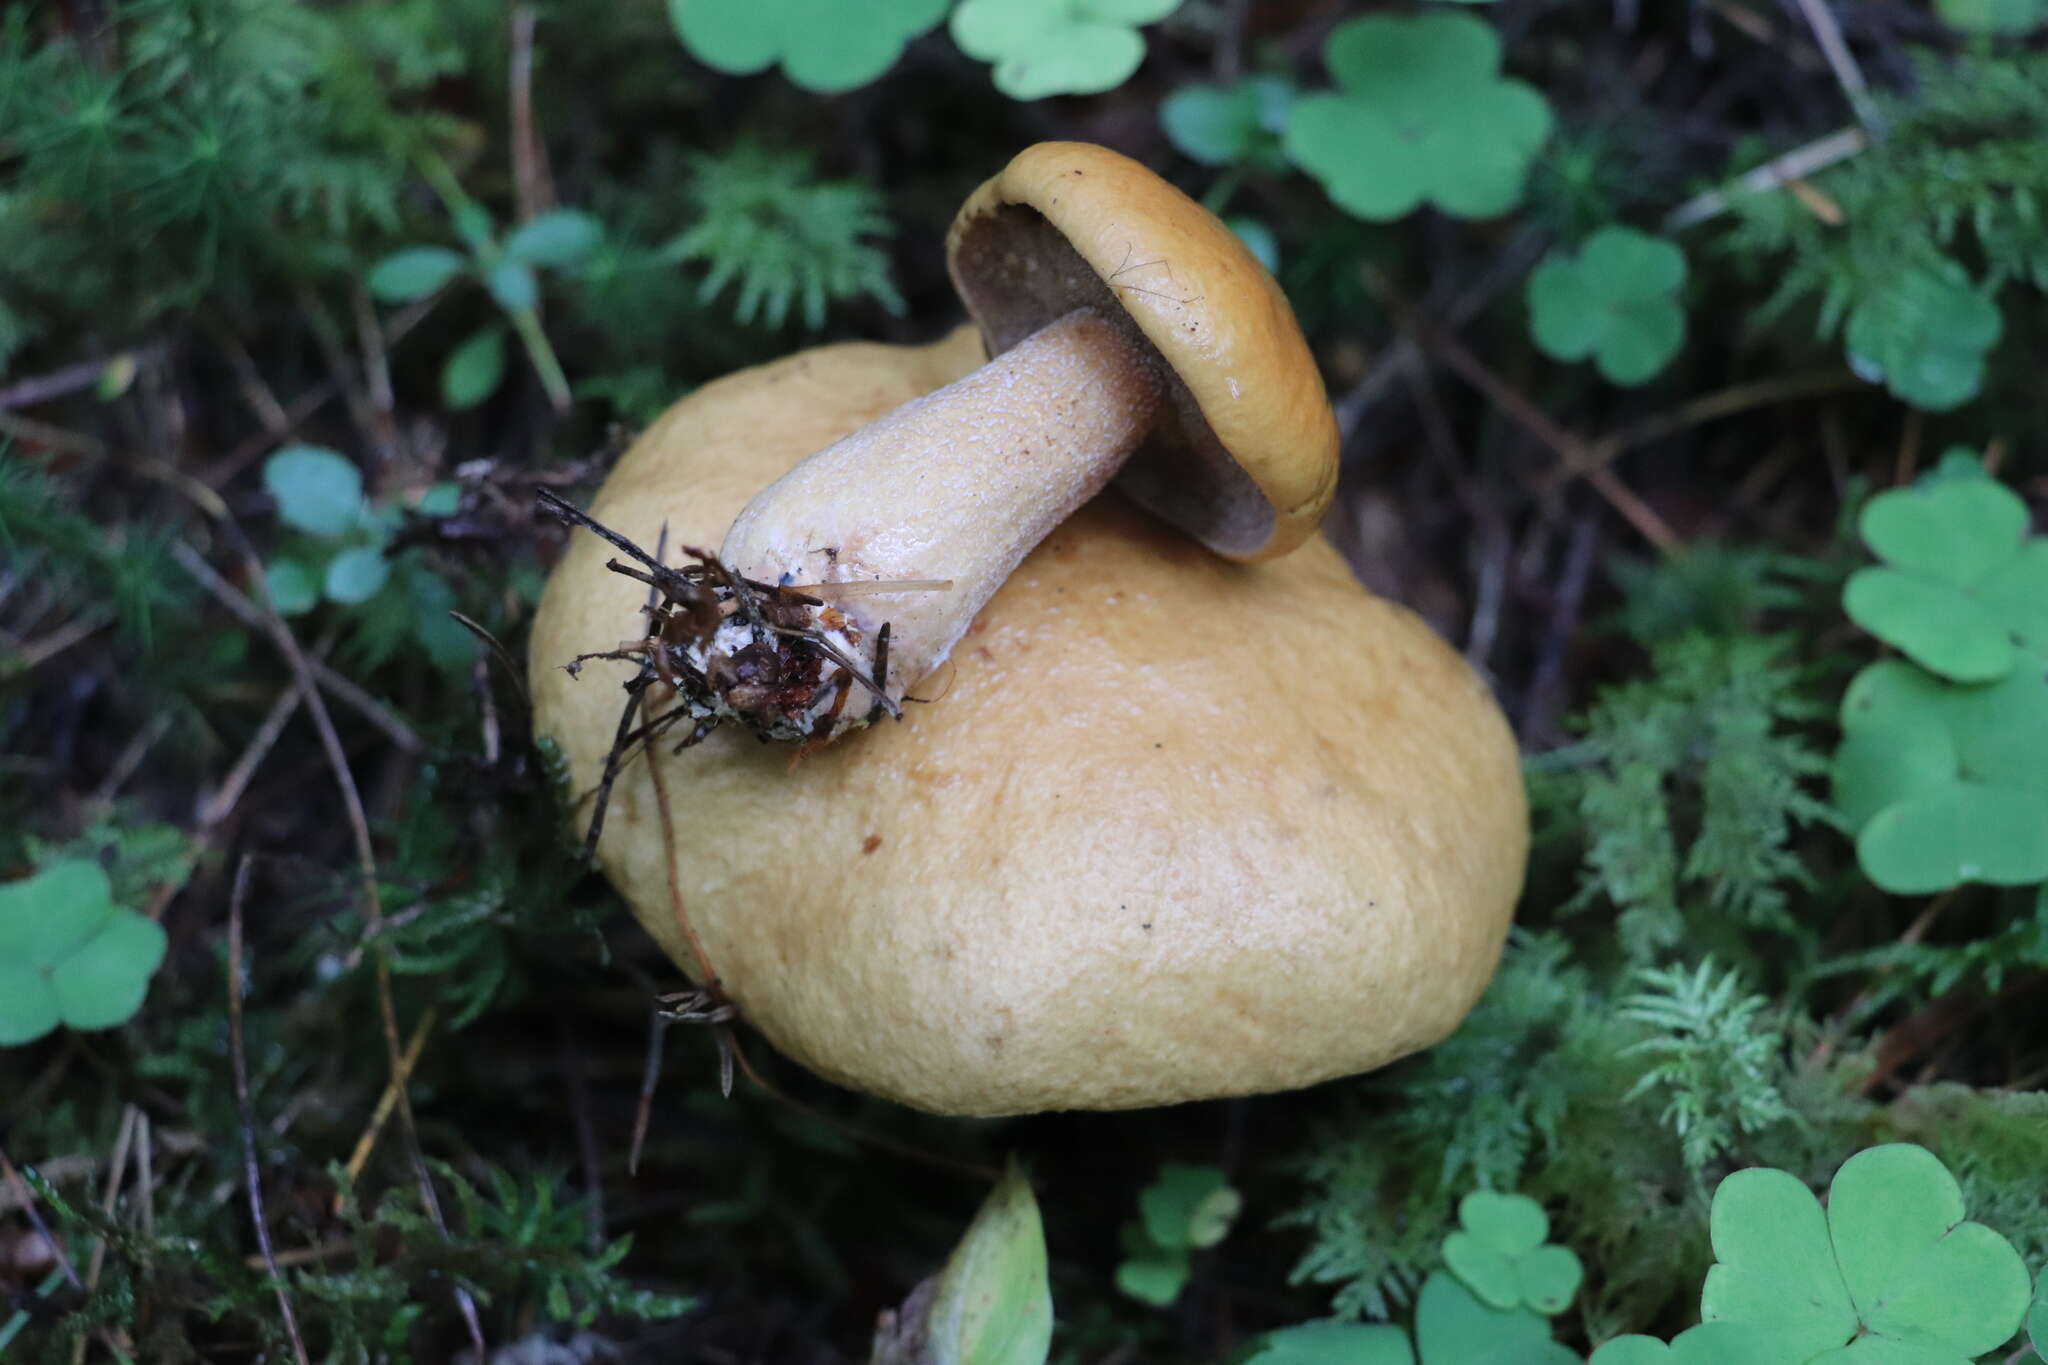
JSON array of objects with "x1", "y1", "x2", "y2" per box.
[
  {"x1": 643, "y1": 717, "x2": 724, "y2": 997},
  {"x1": 133, "y1": 1110, "x2": 154, "y2": 1238},
  {"x1": 1789, "y1": 0, "x2": 1881, "y2": 133},
  {"x1": 90, "y1": 714, "x2": 173, "y2": 806},
  {"x1": 473, "y1": 653, "x2": 502, "y2": 766},
  {"x1": 297, "y1": 289, "x2": 383, "y2": 453},
  {"x1": 203, "y1": 315, "x2": 294, "y2": 436},
  {"x1": 450, "y1": 611, "x2": 532, "y2": 709},
  {"x1": 6, "y1": 610, "x2": 113, "y2": 674},
  {"x1": 213, "y1": 520, "x2": 485, "y2": 1354},
  {"x1": 558, "y1": 1023, "x2": 605, "y2": 1253},
  {"x1": 350, "y1": 280, "x2": 401, "y2": 464},
  {"x1": 1663, "y1": 126, "x2": 1869, "y2": 231},
  {"x1": 168, "y1": 541, "x2": 421, "y2": 752},
  {"x1": 335, "y1": 1006, "x2": 437, "y2": 1204},
  {"x1": 0, "y1": 350, "x2": 158, "y2": 410},
  {"x1": 1540, "y1": 369, "x2": 1862, "y2": 492},
  {"x1": 0, "y1": 1143, "x2": 84, "y2": 1290},
  {"x1": 228, "y1": 857, "x2": 314, "y2": 1365},
  {"x1": 1383, "y1": 285, "x2": 1682, "y2": 555},
  {"x1": 71, "y1": 1102, "x2": 140, "y2": 1365},
  {"x1": 628, "y1": 1008, "x2": 671, "y2": 1178},
  {"x1": 509, "y1": 7, "x2": 555, "y2": 220},
  {"x1": 0, "y1": 408, "x2": 106, "y2": 456},
  {"x1": 195, "y1": 686, "x2": 304, "y2": 830}
]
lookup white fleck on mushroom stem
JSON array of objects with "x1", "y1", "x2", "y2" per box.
[{"x1": 714, "y1": 306, "x2": 1165, "y2": 735}]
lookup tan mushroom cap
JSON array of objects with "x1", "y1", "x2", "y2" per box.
[
  {"x1": 948, "y1": 141, "x2": 1340, "y2": 563},
  {"x1": 529, "y1": 328, "x2": 1527, "y2": 1117}
]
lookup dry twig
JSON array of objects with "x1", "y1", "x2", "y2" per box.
[{"x1": 227, "y1": 859, "x2": 314, "y2": 1365}]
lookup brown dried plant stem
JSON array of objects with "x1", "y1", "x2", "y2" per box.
[
  {"x1": 1376, "y1": 276, "x2": 1682, "y2": 556},
  {"x1": 0, "y1": 1143, "x2": 82, "y2": 1291},
  {"x1": 228, "y1": 857, "x2": 314, "y2": 1365},
  {"x1": 213, "y1": 517, "x2": 487, "y2": 1355}
]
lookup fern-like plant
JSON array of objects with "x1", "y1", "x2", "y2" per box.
[
  {"x1": 1719, "y1": 46, "x2": 2048, "y2": 409},
  {"x1": 1557, "y1": 633, "x2": 1832, "y2": 955},
  {"x1": 668, "y1": 141, "x2": 903, "y2": 329},
  {"x1": 1620, "y1": 960, "x2": 1794, "y2": 1174}
]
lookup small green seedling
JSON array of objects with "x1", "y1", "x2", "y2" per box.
[
  {"x1": 1699, "y1": 1143, "x2": 2032, "y2": 1364},
  {"x1": 1160, "y1": 76, "x2": 1295, "y2": 170},
  {"x1": 667, "y1": 0, "x2": 946, "y2": 94},
  {"x1": 1284, "y1": 13, "x2": 1551, "y2": 222},
  {"x1": 261, "y1": 445, "x2": 471, "y2": 668},
  {"x1": 0, "y1": 860, "x2": 168, "y2": 1046},
  {"x1": 1440, "y1": 1191, "x2": 1583, "y2": 1316},
  {"x1": 1115, "y1": 1163, "x2": 1241, "y2": 1307},
  {"x1": 1842, "y1": 259, "x2": 2002, "y2": 412},
  {"x1": 872, "y1": 1161, "x2": 1051, "y2": 1365},
  {"x1": 1832, "y1": 656, "x2": 2048, "y2": 893},
  {"x1": 1934, "y1": 0, "x2": 2045, "y2": 34},
  {"x1": 368, "y1": 180, "x2": 601, "y2": 412},
  {"x1": 1526, "y1": 228, "x2": 1687, "y2": 386},
  {"x1": 950, "y1": 0, "x2": 1181, "y2": 100},
  {"x1": 1842, "y1": 454, "x2": 2048, "y2": 683}
]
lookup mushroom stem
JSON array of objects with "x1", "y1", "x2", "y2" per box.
[{"x1": 714, "y1": 307, "x2": 1165, "y2": 735}]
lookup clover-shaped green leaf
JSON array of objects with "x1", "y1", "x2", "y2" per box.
[
  {"x1": 1248, "y1": 1322, "x2": 1415, "y2": 1365},
  {"x1": 1527, "y1": 228, "x2": 1687, "y2": 386},
  {"x1": 1283, "y1": 13, "x2": 1551, "y2": 222},
  {"x1": 1843, "y1": 464, "x2": 2048, "y2": 683},
  {"x1": 324, "y1": 545, "x2": 392, "y2": 605},
  {"x1": 1160, "y1": 76, "x2": 1295, "y2": 167},
  {"x1": 1701, "y1": 1144, "x2": 2032, "y2": 1364},
  {"x1": 1139, "y1": 1164, "x2": 1241, "y2": 1251},
  {"x1": 0, "y1": 860, "x2": 169, "y2": 1046},
  {"x1": 1114, "y1": 1221, "x2": 1190, "y2": 1308},
  {"x1": 2027, "y1": 1267, "x2": 2047, "y2": 1361},
  {"x1": 1442, "y1": 1191, "x2": 1584, "y2": 1316},
  {"x1": 1832, "y1": 658, "x2": 2048, "y2": 893},
  {"x1": 669, "y1": 0, "x2": 947, "y2": 93},
  {"x1": 951, "y1": 0, "x2": 1180, "y2": 99},
  {"x1": 1844, "y1": 261, "x2": 2002, "y2": 412},
  {"x1": 1588, "y1": 1324, "x2": 1780, "y2": 1365},
  {"x1": 265, "y1": 557, "x2": 321, "y2": 616},
  {"x1": 1414, "y1": 1272, "x2": 1579, "y2": 1365},
  {"x1": 1117, "y1": 1164, "x2": 1241, "y2": 1307},
  {"x1": 263, "y1": 445, "x2": 366, "y2": 539}
]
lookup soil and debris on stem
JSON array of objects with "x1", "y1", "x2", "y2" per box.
[{"x1": 537, "y1": 489, "x2": 915, "y2": 752}]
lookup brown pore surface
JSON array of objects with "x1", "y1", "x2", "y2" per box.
[
  {"x1": 529, "y1": 327, "x2": 1528, "y2": 1117},
  {"x1": 948, "y1": 141, "x2": 1340, "y2": 563}
]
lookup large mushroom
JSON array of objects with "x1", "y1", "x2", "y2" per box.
[
  {"x1": 529, "y1": 144, "x2": 1528, "y2": 1116},
  {"x1": 677, "y1": 141, "x2": 1340, "y2": 742}
]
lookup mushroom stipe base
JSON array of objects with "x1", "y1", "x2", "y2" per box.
[{"x1": 537, "y1": 490, "x2": 923, "y2": 859}]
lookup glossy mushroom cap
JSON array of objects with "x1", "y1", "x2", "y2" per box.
[
  {"x1": 529, "y1": 328, "x2": 1529, "y2": 1116},
  {"x1": 948, "y1": 141, "x2": 1340, "y2": 561}
]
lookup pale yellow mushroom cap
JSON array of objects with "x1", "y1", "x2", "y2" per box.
[
  {"x1": 948, "y1": 141, "x2": 1340, "y2": 562},
  {"x1": 529, "y1": 327, "x2": 1529, "y2": 1116}
]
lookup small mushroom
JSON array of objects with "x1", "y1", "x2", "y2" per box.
[
  {"x1": 695, "y1": 141, "x2": 1340, "y2": 742},
  {"x1": 531, "y1": 279, "x2": 1528, "y2": 1113}
]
